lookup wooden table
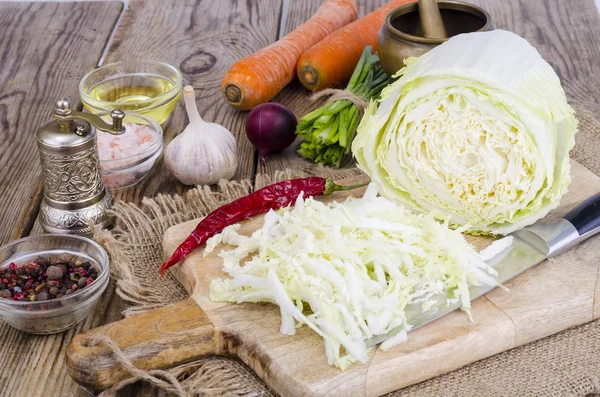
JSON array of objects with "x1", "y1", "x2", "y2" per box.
[{"x1": 0, "y1": 0, "x2": 599, "y2": 396}]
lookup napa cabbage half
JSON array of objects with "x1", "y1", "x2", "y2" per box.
[{"x1": 352, "y1": 30, "x2": 577, "y2": 235}]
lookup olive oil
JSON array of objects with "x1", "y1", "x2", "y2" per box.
[{"x1": 83, "y1": 73, "x2": 181, "y2": 125}]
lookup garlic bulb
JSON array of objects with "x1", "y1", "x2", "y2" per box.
[{"x1": 165, "y1": 85, "x2": 238, "y2": 185}]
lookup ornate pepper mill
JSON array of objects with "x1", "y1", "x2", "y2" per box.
[{"x1": 36, "y1": 99, "x2": 126, "y2": 235}]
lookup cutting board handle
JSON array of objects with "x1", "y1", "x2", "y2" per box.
[{"x1": 66, "y1": 298, "x2": 217, "y2": 390}]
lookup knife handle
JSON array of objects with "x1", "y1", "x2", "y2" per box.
[
  {"x1": 515, "y1": 192, "x2": 600, "y2": 258},
  {"x1": 565, "y1": 192, "x2": 600, "y2": 240}
]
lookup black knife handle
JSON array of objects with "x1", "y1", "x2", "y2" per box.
[{"x1": 565, "y1": 192, "x2": 600, "y2": 237}]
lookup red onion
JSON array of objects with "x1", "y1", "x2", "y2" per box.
[{"x1": 246, "y1": 103, "x2": 297, "y2": 159}]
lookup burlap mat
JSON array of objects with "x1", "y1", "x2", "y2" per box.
[{"x1": 93, "y1": 110, "x2": 600, "y2": 397}]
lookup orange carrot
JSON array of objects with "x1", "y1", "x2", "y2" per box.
[
  {"x1": 221, "y1": 0, "x2": 358, "y2": 110},
  {"x1": 297, "y1": 0, "x2": 413, "y2": 91}
]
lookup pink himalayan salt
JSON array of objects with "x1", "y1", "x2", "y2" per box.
[{"x1": 97, "y1": 122, "x2": 159, "y2": 190}]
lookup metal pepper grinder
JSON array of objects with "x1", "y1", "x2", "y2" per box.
[{"x1": 36, "y1": 99, "x2": 126, "y2": 235}]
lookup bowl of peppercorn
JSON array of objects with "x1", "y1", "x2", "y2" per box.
[{"x1": 0, "y1": 234, "x2": 109, "y2": 334}]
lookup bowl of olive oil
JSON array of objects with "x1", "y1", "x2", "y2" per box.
[{"x1": 79, "y1": 61, "x2": 182, "y2": 125}]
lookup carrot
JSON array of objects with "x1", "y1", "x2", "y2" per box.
[
  {"x1": 221, "y1": 0, "x2": 358, "y2": 110},
  {"x1": 297, "y1": 0, "x2": 413, "y2": 91}
]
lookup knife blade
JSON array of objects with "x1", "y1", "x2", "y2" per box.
[{"x1": 366, "y1": 192, "x2": 600, "y2": 347}]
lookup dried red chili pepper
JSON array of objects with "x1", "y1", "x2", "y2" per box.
[{"x1": 160, "y1": 177, "x2": 368, "y2": 276}]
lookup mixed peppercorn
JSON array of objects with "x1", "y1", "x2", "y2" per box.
[{"x1": 0, "y1": 254, "x2": 99, "y2": 302}]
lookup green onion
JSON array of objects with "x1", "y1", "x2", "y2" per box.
[{"x1": 296, "y1": 46, "x2": 391, "y2": 167}]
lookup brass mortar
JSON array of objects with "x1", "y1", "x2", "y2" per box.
[{"x1": 378, "y1": 1, "x2": 493, "y2": 76}]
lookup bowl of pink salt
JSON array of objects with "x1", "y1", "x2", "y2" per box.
[{"x1": 97, "y1": 112, "x2": 163, "y2": 191}]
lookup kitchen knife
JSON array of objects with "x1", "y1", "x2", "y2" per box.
[{"x1": 367, "y1": 192, "x2": 600, "y2": 347}]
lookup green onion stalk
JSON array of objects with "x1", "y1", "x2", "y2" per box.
[{"x1": 296, "y1": 46, "x2": 391, "y2": 167}]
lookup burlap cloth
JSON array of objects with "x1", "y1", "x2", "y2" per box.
[{"x1": 92, "y1": 110, "x2": 600, "y2": 397}]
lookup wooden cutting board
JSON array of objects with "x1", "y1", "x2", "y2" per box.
[{"x1": 67, "y1": 160, "x2": 600, "y2": 396}]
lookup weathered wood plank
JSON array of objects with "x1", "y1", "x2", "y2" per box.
[
  {"x1": 0, "y1": 2, "x2": 123, "y2": 397},
  {"x1": 468, "y1": 0, "x2": 600, "y2": 117},
  {"x1": 0, "y1": 1, "x2": 122, "y2": 246},
  {"x1": 257, "y1": 0, "x2": 391, "y2": 181},
  {"x1": 102, "y1": 0, "x2": 283, "y2": 205}
]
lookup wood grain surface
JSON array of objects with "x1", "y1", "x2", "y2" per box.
[
  {"x1": 3, "y1": 0, "x2": 600, "y2": 396},
  {"x1": 0, "y1": 2, "x2": 122, "y2": 245},
  {"x1": 0, "y1": 3, "x2": 123, "y2": 397},
  {"x1": 67, "y1": 159, "x2": 600, "y2": 396},
  {"x1": 104, "y1": 0, "x2": 283, "y2": 205},
  {"x1": 468, "y1": 0, "x2": 600, "y2": 115}
]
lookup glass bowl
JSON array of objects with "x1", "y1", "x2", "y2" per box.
[
  {"x1": 0, "y1": 235, "x2": 109, "y2": 334},
  {"x1": 80, "y1": 60, "x2": 182, "y2": 125},
  {"x1": 97, "y1": 112, "x2": 163, "y2": 191}
]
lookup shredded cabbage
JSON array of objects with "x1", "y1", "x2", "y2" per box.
[
  {"x1": 352, "y1": 30, "x2": 577, "y2": 235},
  {"x1": 209, "y1": 184, "x2": 499, "y2": 369}
]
